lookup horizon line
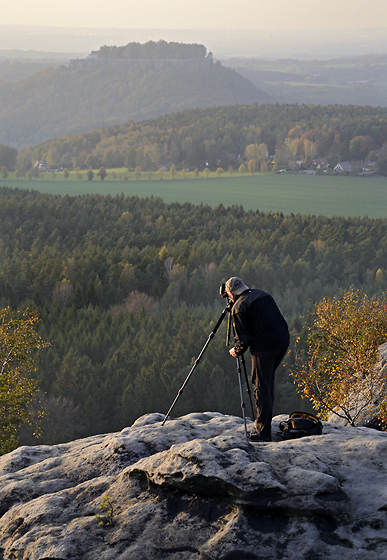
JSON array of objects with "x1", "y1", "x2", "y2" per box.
[{"x1": 1, "y1": 24, "x2": 387, "y2": 32}]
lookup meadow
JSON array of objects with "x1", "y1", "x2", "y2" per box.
[{"x1": 2, "y1": 171, "x2": 387, "y2": 218}]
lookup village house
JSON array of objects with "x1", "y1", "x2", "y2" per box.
[
  {"x1": 312, "y1": 158, "x2": 330, "y2": 170},
  {"x1": 334, "y1": 161, "x2": 353, "y2": 173},
  {"x1": 361, "y1": 161, "x2": 378, "y2": 175}
]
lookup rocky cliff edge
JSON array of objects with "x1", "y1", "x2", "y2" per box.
[{"x1": 0, "y1": 412, "x2": 386, "y2": 560}]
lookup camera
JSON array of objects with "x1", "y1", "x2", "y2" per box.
[{"x1": 219, "y1": 283, "x2": 227, "y2": 298}]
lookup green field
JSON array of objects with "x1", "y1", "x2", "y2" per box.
[{"x1": 2, "y1": 173, "x2": 387, "y2": 218}]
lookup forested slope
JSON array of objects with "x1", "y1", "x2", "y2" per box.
[
  {"x1": 0, "y1": 58, "x2": 267, "y2": 149},
  {"x1": 17, "y1": 103, "x2": 387, "y2": 173},
  {"x1": 1, "y1": 187, "x2": 386, "y2": 444}
]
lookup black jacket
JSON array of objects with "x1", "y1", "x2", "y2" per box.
[{"x1": 231, "y1": 289, "x2": 289, "y2": 355}]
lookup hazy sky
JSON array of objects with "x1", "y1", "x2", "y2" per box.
[{"x1": 4, "y1": 0, "x2": 387, "y2": 30}]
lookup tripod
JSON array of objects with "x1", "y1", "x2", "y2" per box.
[{"x1": 161, "y1": 299, "x2": 256, "y2": 442}]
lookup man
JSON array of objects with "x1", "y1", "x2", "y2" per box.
[{"x1": 225, "y1": 276, "x2": 289, "y2": 442}]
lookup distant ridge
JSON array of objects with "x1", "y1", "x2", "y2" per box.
[{"x1": 0, "y1": 42, "x2": 269, "y2": 149}]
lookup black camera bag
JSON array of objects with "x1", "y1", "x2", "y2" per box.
[{"x1": 279, "y1": 411, "x2": 323, "y2": 439}]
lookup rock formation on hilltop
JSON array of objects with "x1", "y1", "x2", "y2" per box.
[
  {"x1": 0, "y1": 412, "x2": 387, "y2": 559},
  {"x1": 0, "y1": 47, "x2": 269, "y2": 149}
]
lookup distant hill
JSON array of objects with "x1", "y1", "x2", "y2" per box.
[
  {"x1": 17, "y1": 103, "x2": 387, "y2": 174},
  {"x1": 0, "y1": 42, "x2": 270, "y2": 149},
  {"x1": 222, "y1": 54, "x2": 387, "y2": 107}
]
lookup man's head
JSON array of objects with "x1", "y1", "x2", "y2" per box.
[{"x1": 225, "y1": 277, "x2": 249, "y2": 298}]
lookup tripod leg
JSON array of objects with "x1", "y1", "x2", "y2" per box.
[
  {"x1": 162, "y1": 304, "x2": 231, "y2": 426},
  {"x1": 161, "y1": 336, "x2": 210, "y2": 426},
  {"x1": 240, "y1": 354, "x2": 256, "y2": 421},
  {"x1": 236, "y1": 356, "x2": 249, "y2": 443}
]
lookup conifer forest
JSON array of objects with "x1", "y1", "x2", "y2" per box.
[{"x1": 1, "y1": 186, "x2": 387, "y2": 444}]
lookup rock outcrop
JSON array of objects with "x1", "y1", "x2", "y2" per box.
[
  {"x1": 328, "y1": 342, "x2": 387, "y2": 429},
  {"x1": 1, "y1": 412, "x2": 387, "y2": 559}
]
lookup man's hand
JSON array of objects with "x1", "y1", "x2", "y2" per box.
[{"x1": 229, "y1": 347, "x2": 237, "y2": 358}]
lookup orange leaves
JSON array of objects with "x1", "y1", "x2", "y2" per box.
[
  {"x1": 290, "y1": 289, "x2": 387, "y2": 426},
  {"x1": 0, "y1": 307, "x2": 49, "y2": 454}
]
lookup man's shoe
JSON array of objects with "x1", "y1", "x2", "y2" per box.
[{"x1": 248, "y1": 431, "x2": 272, "y2": 443}]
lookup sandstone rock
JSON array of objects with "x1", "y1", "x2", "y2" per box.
[
  {"x1": 328, "y1": 342, "x2": 387, "y2": 429},
  {"x1": 0, "y1": 412, "x2": 387, "y2": 559}
]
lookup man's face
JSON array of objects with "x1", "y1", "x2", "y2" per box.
[{"x1": 227, "y1": 291, "x2": 235, "y2": 301}]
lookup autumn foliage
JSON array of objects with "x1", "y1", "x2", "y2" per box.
[
  {"x1": 291, "y1": 289, "x2": 387, "y2": 427},
  {"x1": 0, "y1": 308, "x2": 49, "y2": 454}
]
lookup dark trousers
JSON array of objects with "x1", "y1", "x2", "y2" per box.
[{"x1": 251, "y1": 347, "x2": 288, "y2": 439}]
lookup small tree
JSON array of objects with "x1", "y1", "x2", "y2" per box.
[
  {"x1": 290, "y1": 289, "x2": 387, "y2": 427},
  {"x1": 1, "y1": 166, "x2": 8, "y2": 179},
  {"x1": 63, "y1": 168, "x2": 70, "y2": 180},
  {"x1": 96, "y1": 496, "x2": 115, "y2": 527},
  {"x1": 248, "y1": 159, "x2": 256, "y2": 175},
  {"x1": 238, "y1": 163, "x2": 247, "y2": 174},
  {"x1": 52, "y1": 279, "x2": 74, "y2": 308},
  {"x1": 97, "y1": 166, "x2": 107, "y2": 181},
  {"x1": 0, "y1": 308, "x2": 49, "y2": 454},
  {"x1": 87, "y1": 169, "x2": 94, "y2": 181},
  {"x1": 260, "y1": 161, "x2": 269, "y2": 173},
  {"x1": 376, "y1": 268, "x2": 384, "y2": 288},
  {"x1": 156, "y1": 168, "x2": 165, "y2": 180},
  {"x1": 169, "y1": 164, "x2": 176, "y2": 180}
]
